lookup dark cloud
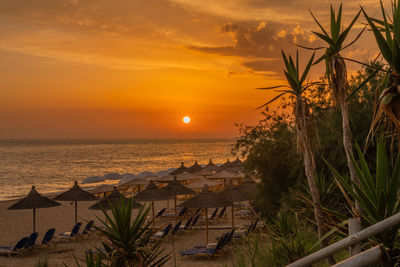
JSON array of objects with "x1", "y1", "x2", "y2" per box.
[{"x1": 187, "y1": 21, "x2": 319, "y2": 75}]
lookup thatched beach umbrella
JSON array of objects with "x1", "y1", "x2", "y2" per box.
[
  {"x1": 204, "y1": 159, "x2": 219, "y2": 172},
  {"x1": 118, "y1": 177, "x2": 148, "y2": 193},
  {"x1": 89, "y1": 187, "x2": 142, "y2": 210},
  {"x1": 175, "y1": 171, "x2": 200, "y2": 182},
  {"x1": 187, "y1": 178, "x2": 223, "y2": 190},
  {"x1": 179, "y1": 186, "x2": 232, "y2": 245},
  {"x1": 193, "y1": 168, "x2": 213, "y2": 177},
  {"x1": 134, "y1": 181, "x2": 173, "y2": 228},
  {"x1": 208, "y1": 170, "x2": 243, "y2": 186},
  {"x1": 237, "y1": 180, "x2": 258, "y2": 194},
  {"x1": 87, "y1": 184, "x2": 115, "y2": 195},
  {"x1": 53, "y1": 181, "x2": 97, "y2": 224},
  {"x1": 187, "y1": 161, "x2": 203, "y2": 173},
  {"x1": 218, "y1": 182, "x2": 252, "y2": 229},
  {"x1": 163, "y1": 177, "x2": 195, "y2": 224},
  {"x1": 170, "y1": 162, "x2": 188, "y2": 175},
  {"x1": 154, "y1": 174, "x2": 174, "y2": 183},
  {"x1": 8, "y1": 186, "x2": 61, "y2": 232}
]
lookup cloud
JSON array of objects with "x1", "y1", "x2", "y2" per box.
[{"x1": 187, "y1": 21, "x2": 319, "y2": 75}]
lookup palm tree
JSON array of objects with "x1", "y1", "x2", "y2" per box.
[
  {"x1": 361, "y1": 1, "x2": 400, "y2": 142},
  {"x1": 259, "y1": 51, "x2": 334, "y2": 263},
  {"x1": 306, "y1": 5, "x2": 364, "y2": 216}
]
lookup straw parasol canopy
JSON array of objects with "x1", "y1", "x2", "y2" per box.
[
  {"x1": 134, "y1": 180, "x2": 173, "y2": 228},
  {"x1": 187, "y1": 178, "x2": 223, "y2": 189},
  {"x1": 87, "y1": 184, "x2": 115, "y2": 195},
  {"x1": 8, "y1": 186, "x2": 61, "y2": 232},
  {"x1": 154, "y1": 174, "x2": 174, "y2": 183},
  {"x1": 163, "y1": 177, "x2": 195, "y2": 223},
  {"x1": 170, "y1": 162, "x2": 188, "y2": 175},
  {"x1": 204, "y1": 159, "x2": 219, "y2": 172},
  {"x1": 118, "y1": 177, "x2": 148, "y2": 192},
  {"x1": 53, "y1": 181, "x2": 97, "y2": 224},
  {"x1": 193, "y1": 168, "x2": 214, "y2": 177},
  {"x1": 179, "y1": 186, "x2": 232, "y2": 244},
  {"x1": 175, "y1": 171, "x2": 200, "y2": 181},
  {"x1": 187, "y1": 161, "x2": 203, "y2": 173},
  {"x1": 233, "y1": 157, "x2": 242, "y2": 165},
  {"x1": 208, "y1": 170, "x2": 243, "y2": 179},
  {"x1": 238, "y1": 180, "x2": 258, "y2": 194},
  {"x1": 89, "y1": 187, "x2": 142, "y2": 210},
  {"x1": 218, "y1": 182, "x2": 252, "y2": 229}
]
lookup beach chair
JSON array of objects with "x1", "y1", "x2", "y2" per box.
[
  {"x1": 177, "y1": 207, "x2": 187, "y2": 218},
  {"x1": 179, "y1": 234, "x2": 226, "y2": 258},
  {"x1": 38, "y1": 228, "x2": 55, "y2": 247},
  {"x1": 0, "y1": 237, "x2": 29, "y2": 256},
  {"x1": 232, "y1": 220, "x2": 257, "y2": 240},
  {"x1": 57, "y1": 222, "x2": 82, "y2": 241},
  {"x1": 25, "y1": 232, "x2": 38, "y2": 250},
  {"x1": 81, "y1": 220, "x2": 94, "y2": 236},
  {"x1": 155, "y1": 208, "x2": 166, "y2": 218},
  {"x1": 189, "y1": 214, "x2": 200, "y2": 230},
  {"x1": 199, "y1": 208, "x2": 218, "y2": 224},
  {"x1": 168, "y1": 221, "x2": 182, "y2": 239},
  {"x1": 215, "y1": 207, "x2": 226, "y2": 222},
  {"x1": 195, "y1": 233, "x2": 228, "y2": 249},
  {"x1": 178, "y1": 217, "x2": 192, "y2": 232},
  {"x1": 152, "y1": 223, "x2": 172, "y2": 239}
]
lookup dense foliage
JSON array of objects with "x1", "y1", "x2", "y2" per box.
[{"x1": 233, "y1": 64, "x2": 382, "y2": 218}]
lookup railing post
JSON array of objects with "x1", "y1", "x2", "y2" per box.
[{"x1": 349, "y1": 217, "x2": 361, "y2": 256}]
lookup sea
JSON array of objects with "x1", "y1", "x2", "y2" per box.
[{"x1": 0, "y1": 139, "x2": 236, "y2": 201}]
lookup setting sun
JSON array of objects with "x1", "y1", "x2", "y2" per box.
[{"x1": 183, "y1": 116, "x2": 191, "y2": 124}]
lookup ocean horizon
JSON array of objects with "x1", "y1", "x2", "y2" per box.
[{"x1": 0, "y1": 138, "x2": 237, "y2": 200}]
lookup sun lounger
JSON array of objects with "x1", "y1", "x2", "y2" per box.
[
  {"x1": 189, "y1": 214, "x2": 200, "y2": 230},
  {"x1": 199, "y1": 208, "x2": 218, "y2": 224},
  {"x1": 215, "y1": 207, "x2": 226, "y2": 222},
  {"x1": 195, "y1": 233, "x2": 228, "y2": 249},
  {"x1": 177, "y1": 207, "x2": 187, "y2": 217},
  {"x1": 178, "y1": 217, "x2": 192, "y2": 232},
  {"x1": 179, "y1": 234, "x2": 226, "y2": 257},
  {"x1": 81, "y1": 220, "x2": 94, "y2": 235},
  {"x1": 152, "y1": 223, "x2": 172, "y2": 239},
  {"x1": 25, "y1": 232, "x2": 38, "y2": 250},
  {"x1": 155, "y1": 208, "x2": 166, "y2": 218},
  {"x1": 38, "y1": 228, "x2": 55, "y2": 247},
  {"x1": 57, "y1": 222, "x2": 82, "y2": 240},
  {"x1": 0, "y1": 237, "x2": 29, "y2": 256}
]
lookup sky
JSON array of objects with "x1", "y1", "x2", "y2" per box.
[{"x1": 0, "y1": 0, "x2": 381, "y2": 138}]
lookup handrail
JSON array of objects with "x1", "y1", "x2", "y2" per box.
[
  {"x1": 287, "y1": 212, "x2": 400, "y2": 267},
  {"x1": 332, "y1": 245, "x2": 388, "y2": 267}
]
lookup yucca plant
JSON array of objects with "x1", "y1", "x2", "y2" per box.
[
  {"x1": 362, "y1": 1, "x2": 400, "y2": 137},
  {"x1": 307, "y1": 4, "x2": 364, "y2": 210},
  {"x1": 268, "y1": 210, "x2": 298, "y2": 241},
  {"x1": 325, "y1": 139, "x2": 400, "y2": 250},
  {"x1": 258, "y1": 51, "x2": 333, "y2": 258},
  {"x1": 94, "y1": 199, "x2": 170, "y2": 267}
]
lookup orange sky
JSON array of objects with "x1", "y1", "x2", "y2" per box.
[{"x1": 0, "y1": 0, "x2": 380, "y2": 138}]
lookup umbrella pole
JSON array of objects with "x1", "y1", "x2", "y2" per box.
[
  {"x1": 231, "y1": 205, "x2": 234, "y2": 229},
  {"x1": 152, "y1": 201, "x2": 155, "y2": 229},
  {"x1": 75, "y1": 200, "x2": 78, "y2": 224},
  {"x1": 33, "y1": 208, "x2": 36, "y2": 232},
  {"x1": 205, "y1": 207, "x2": 208, "y2": 245},
  {"x1": 174, "y1": 197, "x2": 177, "y2": 225}
]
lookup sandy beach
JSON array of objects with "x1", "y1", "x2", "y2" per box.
[{"x1": 0, "y1": 198, "x2": 253, "y2": 266}]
